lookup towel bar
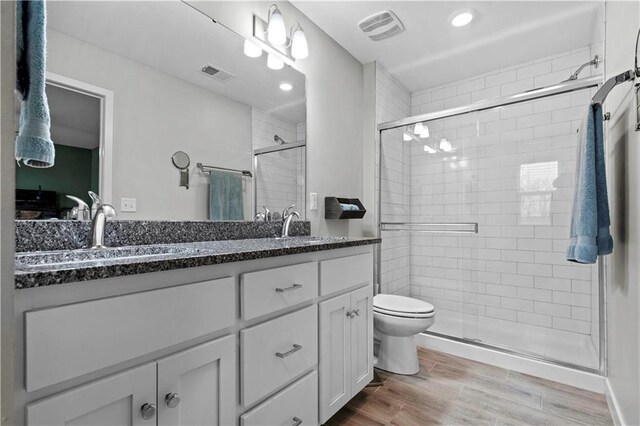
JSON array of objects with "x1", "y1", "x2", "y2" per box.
[{"x1": 197, "y1": 162, "x2": 253, "y2": 178}]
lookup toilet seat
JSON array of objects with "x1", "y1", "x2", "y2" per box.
[{"x1": 373, "y1": 294, "x2": 435, "y2": 318}]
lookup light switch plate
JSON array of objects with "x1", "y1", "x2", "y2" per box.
[
  {"x1": 309, "y1": 192, "x2": 318, "y2": 210},
  {"x1": 120, "y1": 198, "x2": 137, "y2": 212}
]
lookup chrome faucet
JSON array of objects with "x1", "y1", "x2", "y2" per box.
[
  {"x1": 255, "y1": 206, "x2": 272, "y2": 221},
  {"x1": 281, "y1": 205, "x2": 300, "y2": 238},
  {"x1": 88, "y1": 191, "x2": 116, "y2": 249}
]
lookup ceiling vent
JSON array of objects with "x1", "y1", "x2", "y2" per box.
[
  {"x1": 199, "y1": 64, "x2": 234, "y2": 82},
  {"x1": 358, "y1": 10, "x2": 404, "y2": 41}
]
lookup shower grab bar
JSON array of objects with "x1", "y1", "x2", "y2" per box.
[{"x1": 380, "y1": 222, "x2": 478, "y2": 234}]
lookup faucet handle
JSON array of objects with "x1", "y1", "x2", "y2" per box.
[
  {"x1": 100, "y1": 204, "x2": 117, "y2": 218},
  {"x1": 66, "y1": 195, "x2": 90, "y2": 221},
  {"x1": 282, "y1": 205, "x2": 296, "y2": 220}
]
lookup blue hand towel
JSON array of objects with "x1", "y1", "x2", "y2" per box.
[
  {"x1": 209, "y1": 171, "x2": 244, "y2": 221},
  {"x1": 15, "y1": 0, "x2": 55, "y2": 168},
  {"x1": 566, "y1": 104, "x2": 613, "y2": 264}
]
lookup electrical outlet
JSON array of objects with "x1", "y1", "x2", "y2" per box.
[
  {"x1": 120, "y1": 198, "x2": 137, "y2": 212},
  {"x1": 309, "y1": 192, "x2": 318, "y2": 210}
]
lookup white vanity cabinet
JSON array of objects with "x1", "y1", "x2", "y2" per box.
[
  {"x1": 26, "y1": 336, "x2": 236, "y2": 426},
  {"x1": 319, "y1": 286, "x2": 374, "y2": 423},
  {"x1": 16, "y1": 245, "x2": 376, "y2": 426}
]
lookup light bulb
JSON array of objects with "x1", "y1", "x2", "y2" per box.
[
  {"x1": 414, "y1": 122, "x2": 424, "y2": 134},
  {"x1": 267, "y1": 53, "x2": 284, "y2": 70},
  {"x1": 267, "y1": 6, "x2": 287, "y2": 46},
  {"x1": 419, "y1": 124, "x2": 430, "y2": 138},
  {"x1": 440, "y1": 138, "x2": 453, "y2": 152},
  {"x1": 243, "y1": 40, "x2": 262, "y2": 58},
  {"x1": 451, "y1": 12, "x2": 473, "y2": 27},
  {"x1": 291, "y1": 26, "x2": 308, "y2": 59}
]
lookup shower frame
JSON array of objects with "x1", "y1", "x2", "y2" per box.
[{"x1": 376, "y1": 75, "x2": 607, "y2": 375}]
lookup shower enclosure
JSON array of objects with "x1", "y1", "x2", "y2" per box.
[{"x1": 378, "y1": 76, "x2": 604, "y2": 372}]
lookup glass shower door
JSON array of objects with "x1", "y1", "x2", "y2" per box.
[{"x1": 379, "y1": 111, "x2": 480, "y2": 341}]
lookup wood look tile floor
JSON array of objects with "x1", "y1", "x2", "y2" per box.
[{"x1": 325, "y1": 347, "x2": 613, "y2": 426}]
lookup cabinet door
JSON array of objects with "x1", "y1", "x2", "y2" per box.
[
  {"x1": 350, "y1": 285, "x2": 374, "y2": 394},
  {"x1": 319, "y1": 293, "x2": 351, "y2": 424},
  {"x1": 27, "y1": 363, "x2": 156, "y2": 426},
  {"x1": 157, "y1": 335, "x2": 236, "y2": 426}
]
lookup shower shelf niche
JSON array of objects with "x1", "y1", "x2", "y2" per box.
[{"x1": 325, "y1": 197, "x2": 366, "y2": 219}]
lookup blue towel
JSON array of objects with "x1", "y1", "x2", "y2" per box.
[
  {"x1": 566, "y1": 104, "x2": 613, "y2": 264},
  {"x1": 209, "y1": 171, "x2": 244, "y2": 221},
  {"x1": 15, "y1": 0, "x2": 55, "y2": 168}
]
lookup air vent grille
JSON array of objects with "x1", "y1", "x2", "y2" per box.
[
  {"x1": 200, "y1": 65, "x2": 234, "y2": 82},
  {"x1": 358, "y1": 10, "x2": 405, "y2": 41}
]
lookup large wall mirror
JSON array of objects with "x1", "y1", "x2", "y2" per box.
[{"x1": 15, "y1": 1, "x2": 306, "y2": 221}]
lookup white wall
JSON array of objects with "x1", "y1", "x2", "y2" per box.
[
  {"x1": 47, "y1": 29, "x2": 253, "y2": 221},
  {"x1": 0, "y1": 2, "x2": 16, "y2": 421},
  {"x1": 190, "y1": 1, "x2": 365, "y2": 237},
  {"x1": 603, "y1": 2, "x2": 640, "y2": 424}
]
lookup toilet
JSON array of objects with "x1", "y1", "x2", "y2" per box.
[{"x1": 373, "y1": 294, "x2": 435, "y2": 375}]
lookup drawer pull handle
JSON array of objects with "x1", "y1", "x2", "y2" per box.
[
  {"x1": 293, "y1": 417, "x2": 303, "y2": 426},
  {"x1": 140, "y1": 403, "x2": 157, "y2": 420},
  {"x1": 276, "y1": 344, "x2": 302, "y2": 358},
  {"x1": 165, "y1": 392, "x2": 181, "y2": 408},
  {"x1": 276, "y1": 284, "x2": 303, "y2": 293}
]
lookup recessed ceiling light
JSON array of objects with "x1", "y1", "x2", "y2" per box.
[
  {"x1": 279, "y1": 82, "x2": 293, "y2": 91},
  {"x1": 450, "y1": 10, "x2": 473, "y2": 27}
]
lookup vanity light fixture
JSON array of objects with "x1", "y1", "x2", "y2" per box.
[
  {"x1": 290, "y1": 23, "x2": 308, "y2": 59},
  {"x1": 414, "y1": 122, "x2": 429, "y2": 138},
  {"x1": 279, "y1": 82, "x2": 293, "y2": 91},
  {"x1": 440, "y1": 138, "x2": 453, "y2": 152},
  {"x1": 267, "y1": 53, "x2": 284, "y2": 70},
  {"x1": 266, "y1": 4, "x2": 287, "y2": 45},
  {"x1": 450, "y1": 9, "x2": 474, "y2": 27},
  {"x1": 243, "y1": 40, "x2": 263, "y2": 58},
  {"x1": 253, "y1": 5, "x2": 310, "y2": 65}
]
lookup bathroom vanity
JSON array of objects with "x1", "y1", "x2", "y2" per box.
[{"x1": 12, "y1": 227, "x2": 378, "y2": 425}]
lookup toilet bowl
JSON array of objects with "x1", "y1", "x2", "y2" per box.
[{"x1": 373, "y1": 294, "x2": 435, "y2": 375}]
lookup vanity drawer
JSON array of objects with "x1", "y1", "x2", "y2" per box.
[
  {"x1": 25, "y1": 277, "x2": 235, "y2": 392},
  {"x1": 241, "y1": 371, "x2": 318, "y2": 426},
  {"x1": 241, "y1": 305, "x2": 318, "y2": 406},
  {"x1": 319, "y1": 253, "x2": 373, "y2": 296},
  {"x1": 241, "y1": 261, "x2": 318, "y2": 320}
]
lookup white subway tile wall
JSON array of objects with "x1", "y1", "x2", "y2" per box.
[
  {"x1": 377, "y1": 45, "x2": 602, "y2": 359},
  {"x1": 377, "y1": 64, "x2": 411, "y2": 296},
  {"x1": 252, "y1": 108, "x2": 305, "y2": 218}
]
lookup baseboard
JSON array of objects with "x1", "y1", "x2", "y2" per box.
[
  {"x1": 604, "y1": 378, "x2": 625, "y2": 426},
  {"x1": 416, "y1": 333, "x2": 605, "y2": 393}
]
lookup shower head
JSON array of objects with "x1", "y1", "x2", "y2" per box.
[
  {"x1": 274, "y1": 135, "x2": 287, "y2": 144},
  {"x1": 566, "y1": 55, "x2": 600, "y2": 81}
]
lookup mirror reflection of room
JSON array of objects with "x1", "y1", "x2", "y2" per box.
[
  {"x1": 15, "y1": 83, "x2": 100, "y2": 219},
  {"x1": 17, "y1": 1, "x2": 306, "y2": 222}
]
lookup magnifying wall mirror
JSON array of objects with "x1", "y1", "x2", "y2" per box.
[{"x1": 172, "y1": 151, "x2": 191, "y2": 190}]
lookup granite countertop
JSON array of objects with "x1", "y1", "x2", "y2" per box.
[{"x1": 15, "y1": 236, "x2": 381, "y2": 289}]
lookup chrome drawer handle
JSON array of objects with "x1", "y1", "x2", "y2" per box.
[
  {"x1": 276, "y1": 344, "x2": 302, "y2": 358},
  {"x1": 293, "y1": 417, "x2": 303, "y2": 426},
  {"x1": 276, "y1": 284, "x2": 302, "y2": 293}
]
